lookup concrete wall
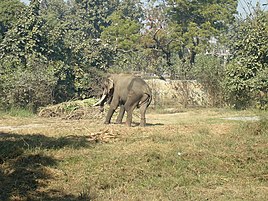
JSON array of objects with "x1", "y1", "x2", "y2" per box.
[{"x1": 146, "y1": 79, "x2": 210, "y2": 107}]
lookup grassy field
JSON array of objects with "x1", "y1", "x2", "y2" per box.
[{"x1": 0, "y1": 108, "x2": 268, "y2": 201}]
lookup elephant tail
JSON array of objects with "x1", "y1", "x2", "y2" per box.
[
  {"x1": 147, "y1": 92, "x2": 152, "y2": 107},
  {"x1": 145, "y1": 84, "x2": 152, "y2": 107},
  {"x1": 138, "y1": 92, "x2": 152, "y2": 108}
]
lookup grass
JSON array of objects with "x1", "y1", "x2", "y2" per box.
[
  {"x1": 0, "y1": 107, "x2": 35, "y2": 118},
  {"x1": 0, "y1": 108, "x2": 267, "y2": 200}
]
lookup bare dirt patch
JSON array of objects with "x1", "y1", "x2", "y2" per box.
[
  {"x1": 0, "y1": 124, "x2": 47, "y2": 131},
  {"x1": 222, "y1": 116, "x2": 260, "y2": 121}
]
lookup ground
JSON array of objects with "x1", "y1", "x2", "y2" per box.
[{"x1": 0, "y1": 108, "x2": 268, "y2": 200}]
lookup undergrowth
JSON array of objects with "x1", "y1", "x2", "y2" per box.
[{"x1": 0, "y1": 107, "x2": 35, "y2": 117}]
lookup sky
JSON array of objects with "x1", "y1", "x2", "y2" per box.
[
  {"x1": 237, "y1": 0, "x2": 268, "y2": 16},
  {"x1": 20, "y1": 0, "x2": 268, "y2": 16}
]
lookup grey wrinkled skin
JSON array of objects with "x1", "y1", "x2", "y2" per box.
[{"x1": 94, "y1": 74, "x2": 152, "y2": 127}]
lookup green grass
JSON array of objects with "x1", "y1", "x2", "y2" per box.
[
  {"x1": 0, "y1": 107, "x2": 35, "y2": 117},
  {"x1": 0, "y1": 108, "x2": 267, "y2": 200}
]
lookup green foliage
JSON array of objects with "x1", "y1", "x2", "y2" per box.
[
  {"x1": 62, "y1": 0, "x2": 116, "y2": 68},
  {"x1": 168, "y1": 0, "x2": 237, "y2": 63},
  {"x1": 0, "y1": 56, "x2": 57, "y2": 110},
  {"x1": 101, "y1": 12, "x2": 141, "y2": 51},
  {"x1": 168, "y1": 0, "x2": 237, "y2": 31},
  {"x1": 190, "y1": 55, "x2": 225, "y2": 106},
  {"x1": 0, "y1": 0, "x2": 116, "y2": 110},
  {"x1": 101, "y1": 0, "x2": 144, "y2": 73},
  {"x1": 224, "y1": 10, "x2": 268, "y2": 109},
  {"x1": 139, "y1": 0, "x2": 237, "y2": 77},
  {"x1": 0, "y1": 1, "x2": 57, "y2": 109},
  {"x1": 0, "y1": 0, "x2": 48, "y2": 66},
  {"x1": 0, "y1": 0, "x2": 25, "y2": 42},
  {"x1": 1, "y1": 107, "x2": 35, "y2": 117},
  {"x1": 0, "y1": 0, "x2": 245, "y2": 110}
]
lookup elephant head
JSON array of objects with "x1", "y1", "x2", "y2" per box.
[{"x1": 93, "y1": 76, "x2": 114, "y2": 107}]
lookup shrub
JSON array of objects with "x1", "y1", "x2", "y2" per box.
[
  {"x1": 0, "y1": 61, "x2": 57, "y2": 111},
  {"x1": 190, "y1": 54, "x2": 225, "y2": 107},
  {"x1": 224, "y1": 10, "x2": 268, "y2": 109}
]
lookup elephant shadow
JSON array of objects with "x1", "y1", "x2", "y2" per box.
[
  {"x1": 130, "y1": 122, "x2": 164, "y2": 127},
  {"x1": 146, "y1": 123, "x2": 164, "y2": 127},
  {"x1": 0, "y1": 132, "x2": 93, "y2": 201}
]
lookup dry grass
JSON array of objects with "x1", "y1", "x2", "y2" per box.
[{"x1": 0, "y1": 108, "x2": 267, "y2": 200}]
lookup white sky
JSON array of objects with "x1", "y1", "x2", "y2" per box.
[
  {"x1": 237, "y1": 0, "x2": 268, "y2": 16},
  {"x1": 20, "y1": 0, "x2": 268, "y2": 16}
]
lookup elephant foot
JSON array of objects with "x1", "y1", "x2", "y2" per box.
[
  {"x1": 125, "y1": 122, "x2": 131, "y2": 127},
  {"x1": 104, "y1": 121, "x2": 110, "y2": 124},
  {"x1": 115, "y1": 121, "x2": 123, "y2": 124},
  {"x1": 140, "y1": 120, "x2": 146, "y2": 127},
  {"x1": 99, "y1": 106, "x2": 104, "y2": 112}
]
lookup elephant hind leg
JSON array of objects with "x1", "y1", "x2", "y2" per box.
[
  {"x1": 124, "y1": 98, "x2": 140, "y2": 127},
  {"x1": 139, "y1": 94, "x2": 150, "y2": 126},
  {"x1": 125, "y1": 104, "x2": 138, "y2": 127}
]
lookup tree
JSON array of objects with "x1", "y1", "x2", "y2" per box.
[
  {"x1": 0, "y1": 0, "x2": 123, "y2": 109},
  {"x1": 145, "y1": 0, "x2": 237, "y2": 77},
  {"x1": 224, "y1": 9, "x2": 268, "y2": 109},
  {"x1": 0, "y1": 0, "x2": 49, "y2": 66},
  {"x1": 0, "y1": 0, "x2": 25, "y2": 43},
  {"x1": 100, "y1": 0, "x2": 144, "y2": 72},
  {"x1": 0, "y1": 0, "x2": 59, "y2": 109},
  {"x1": 139, "y1": 0, "x2": 175, "y2": 77}
]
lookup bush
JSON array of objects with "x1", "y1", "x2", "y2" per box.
[
  {"x1": 224, "y1": 10, "x2": 268, "y2": 109},
  {"x1": 0, "y1": 61, "x2": 57, "y2": 111},
  {"x1": 190, "y1": 54, "x2": 225, "y2": 107}
]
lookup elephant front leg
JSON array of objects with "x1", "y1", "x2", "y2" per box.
[
  {"x1": 126, "y1": 111, "x2": 133, "y2": 127},
  {"x1": 104, "y1": 108, "x2": 115, "y2": 124},
  {"x1": 104, "y1": 98, "x2": 119, "y2": 124},
  {"x1": 116, "y1": 105, "x2": 125, "y2": 124}
]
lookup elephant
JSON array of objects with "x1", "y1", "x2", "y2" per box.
[{"x1": 94, "y1": 74, "x2": 152, "y2": 126}]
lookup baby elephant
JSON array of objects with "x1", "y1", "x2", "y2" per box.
[{"x1": 94, "y1": 74, "x2": 152, "y2": 126}]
